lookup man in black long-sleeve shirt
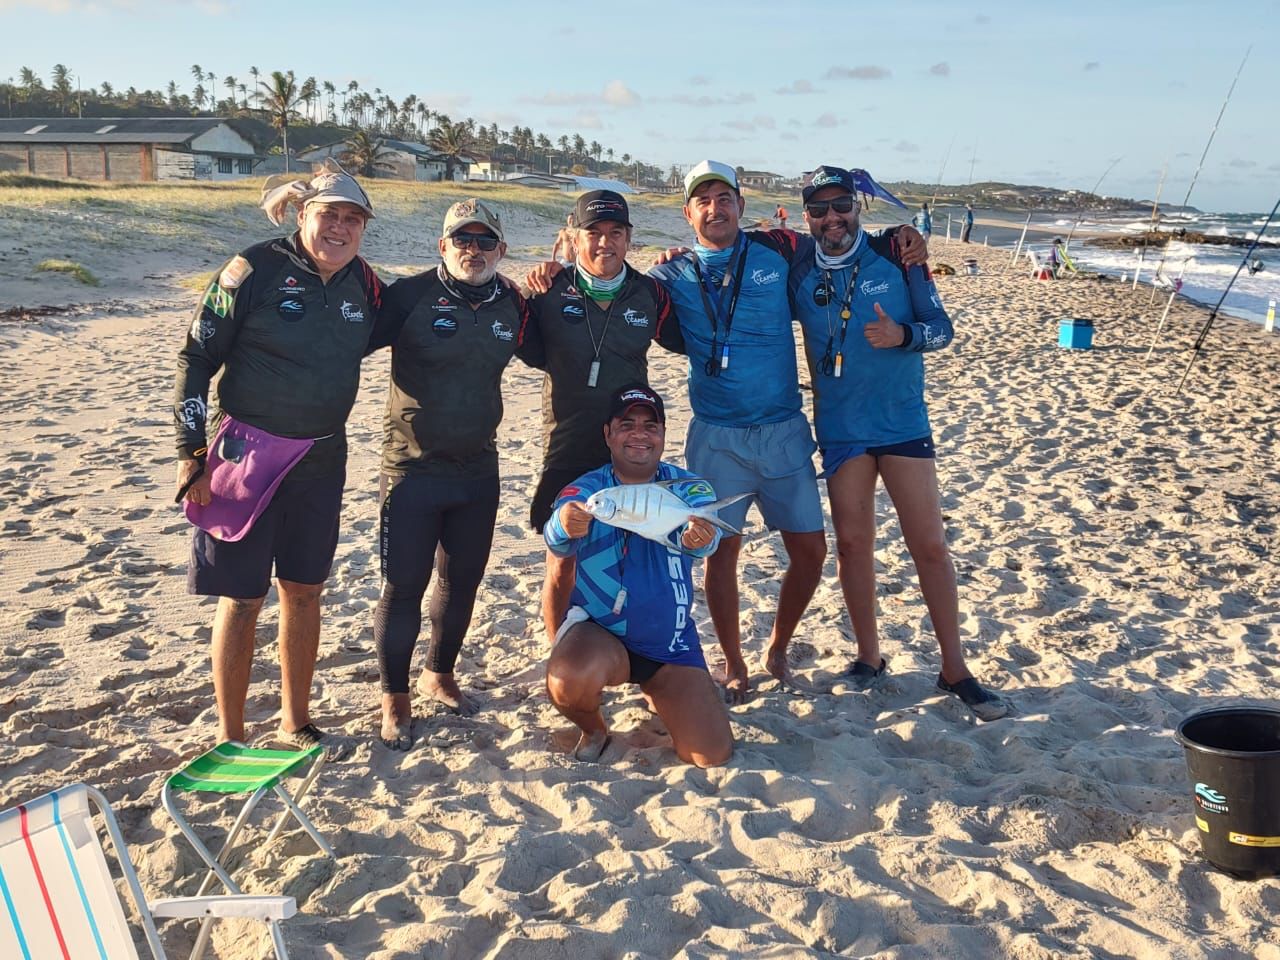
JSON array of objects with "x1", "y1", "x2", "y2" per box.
[{"x1": 173, "y1": 167, "x2": 387, "y2": 758}]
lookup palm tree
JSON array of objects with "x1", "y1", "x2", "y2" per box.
[
  {"x1": 572, "y1": 134, "x2": 586, "y2": 162},
  {"x1": 606, "y1": 147, "x2": 614, "y2": 165},
  {"x1": 51, "y1": 64, "x2": 72, "y2": 115},
  {"x1": 259, "y1": 70, "x2": 300, "y2": 170},
  {"x1": 224, "y1": 75, "x2": 237, "y2": 110},
  {"x1": 322, "y1": 80, "x2": 336, "y2": 122},
  {"x1": 299, "y1": 76, "x2": 318, "y2": 124},
  {"x1": 340, "y1": 130, "x2": 396, "y2": 177},
  {"x1": 193, "y1": 83, "x2": 206, "y2": 112},
  {"x1": 190, "y1": 64, "x2": 203, "y2": 98},
  {"x1": 248, "y1": 66, "x2": 260, "y2": 109},
  {"x1": 19, "y1": 67, "x2": 41, "y2": 104},
  {"x1": 100, "y1": 81, "x2": 114, "y2": 100},
  {"x1": 428, "y1": 120, "x2": 474, "y2": 181},
  {"x1": 238, "y1": 83, "x2": 248, "y2": 109}
]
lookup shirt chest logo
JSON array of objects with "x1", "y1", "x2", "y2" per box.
[
  {"x1": 861, "y1": 279, "x2": 890, "y2": 297},
  {"x1": 561, "y1": 303, "x2": 585, "y2": 324},
  {"x1": 277, "y1": 298, "x2": 306, "y2": 321},
  {"x1": 622, "y1": 307, "x2": 648, "y2": 327},
  {"x1": 432, "y1": 314, "x2": 458, "y2": 338},
  {"x1": 751, "y1": 268, "x2": 781, "y2": 286},
  {"x1": 491, "y1": 319, "x2": 514, "y2": 342},
  {"x1": 278, "y1": 275, "x2": 307, "y2": 295},
  {"x1": 340, "y1": 300, "x2": 365, "y2": 322}
]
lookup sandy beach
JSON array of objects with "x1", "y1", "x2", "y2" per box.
[{"x1": 1, "y1": 180, "x2": 1278, "y2": 959}]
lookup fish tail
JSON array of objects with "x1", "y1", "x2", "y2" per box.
[{"x1": 697, "y1": 492, "x2": 752, "y2": 536}]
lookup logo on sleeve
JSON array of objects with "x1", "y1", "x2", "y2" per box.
[
  {"x1": 218, "y1": 255, "x2": 252, "y2": 289},
  {"x1": 340, "y1": 300, "x2": 365, "y2": 322}
]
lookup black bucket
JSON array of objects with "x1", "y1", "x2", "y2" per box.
[{"x1": 1175, "y1": 706, "x2": 1280, "y2": 879}]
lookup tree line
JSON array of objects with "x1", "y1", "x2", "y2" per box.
[{"x1": 1, "y1": 64, "x2": 677, "y2": 187}]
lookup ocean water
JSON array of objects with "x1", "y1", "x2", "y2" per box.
[{"x1": 1057, "y1": 211, "x2": 1279, "y2": 325}]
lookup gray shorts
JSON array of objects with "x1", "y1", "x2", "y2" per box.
[{"x1": 685, "y1": 414, "x2": 823, "y2": 533}]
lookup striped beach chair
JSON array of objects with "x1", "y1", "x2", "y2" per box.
[
  {"x1": 0, "y1": 782, "x2": 295, "y2": 960},
  {"x1": 161, "y1": 743, "x2": 334, "y2": 960}
]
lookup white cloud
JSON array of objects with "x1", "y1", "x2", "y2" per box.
[
  {"x1": 688, "y1": 75, "x2": 711, "y2": 86},
  {"x1": 665, "y1": 92, "x2": 756, "y2": 107},
  {"x1": 521, "y1": 81, "x2": 640, "y2": 109},
  {"x1": 603, "y1": 80, "x2": 640, "y2": 107},
  {"x1": 894, "y1": 140, "x2": 920, "y2": 154},
  {"x1": 775, "y1": 79, "x2": 818, "y2": 95},
  {"x1": 814, "y1": 113, "x2": 839, "y2": 128},
  {"x1": 825, "y1": 65, "x2": 891, "y2": 81},
  {"x1": 1084, "y1": 61, "x2": 1101, "y2": 71},
  {"x1": 929, "y1": 62, "x2": 950, "y2": 77}
]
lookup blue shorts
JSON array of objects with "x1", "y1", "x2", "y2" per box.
[
  {"x1": 685, "y1": 413, "x2": 823, "y2": 533},
  {"x1": 188, "y1": 468, "x2": 345, "y2": 599},
  {"x1": 821, "y1": 435, "x2": 935, "y2": 478}
]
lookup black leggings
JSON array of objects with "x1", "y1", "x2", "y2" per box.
[{"x1": 374, "y1": 472, "x2": 499, "y2": 693}]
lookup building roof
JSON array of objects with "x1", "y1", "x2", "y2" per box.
[
  {"x1": 565, "y1": 176, "x2": 636, "y2": 194},
  {"x1": 0, "y1": 117, "x2": 239, "y2": 145}
]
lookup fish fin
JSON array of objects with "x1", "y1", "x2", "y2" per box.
[{"x1": 696, "y1": 492, "x2": 753, "y2": 536}]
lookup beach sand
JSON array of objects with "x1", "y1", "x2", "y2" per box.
[{"x1": 1, "y1": 182, "x2": 1278, "y2": 959}]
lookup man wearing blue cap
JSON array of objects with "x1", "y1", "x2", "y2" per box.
[{"x1": 791, "y1": 165, "x2": 1007, "y2": 720}]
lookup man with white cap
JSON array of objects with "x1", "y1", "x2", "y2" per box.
[{"x1": 173, "y1": 161, "x2": 388, "y2": 758}]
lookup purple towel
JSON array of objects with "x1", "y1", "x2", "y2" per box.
[{"x1": 184, "y1": 416, "x2": 315, "y2": 542}]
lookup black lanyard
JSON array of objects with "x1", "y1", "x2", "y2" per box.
[
  {"x1": 819, "y1": 261, "x2": 861, "y2": 378},
  {"x1": 583, "y1": 294, "x2": 617, "y2": 388},
  {"x1": 691, "y1": 235, "x2": 750, "y2": 377}
]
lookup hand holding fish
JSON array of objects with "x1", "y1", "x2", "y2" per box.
[
  {"x1": 557, "y1": 500, "x2": 594, "y2": 539},
  {"x1": 680, "y1": 516, "x2": 716, "y2": 551}
]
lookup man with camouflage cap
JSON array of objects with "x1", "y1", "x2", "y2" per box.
[{"x1": 174, "y1": 161, "x2": 388, "y2": 758}]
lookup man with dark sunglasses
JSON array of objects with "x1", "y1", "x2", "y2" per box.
[
  {"x1": 790, "y1": 165, "x2": 1007, "y2": 721},
  {"x1": 365, "y1": 198, "x2": 545, "y2": 748}
]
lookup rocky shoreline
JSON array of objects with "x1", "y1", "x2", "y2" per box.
[{"x1": 1086, "y1": 229, "x2": 1278, "y2": 249}]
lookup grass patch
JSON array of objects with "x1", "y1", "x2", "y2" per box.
[
  {"x1": 0, "y1": 173, "x2": 98, "y2": 190},
  {"x1": 36, "y1": 259, "x2": 99, "y2": 285}
]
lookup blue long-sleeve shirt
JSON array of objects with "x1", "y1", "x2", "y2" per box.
[
  {"x1": 789, "y1": 230, "x2": 953, "y2": 449},
  {"x1": 648, "y1": 230, "x2": 801, "y2": 427},
  {"x1": 544, "y1": 462, "x2": 719, "y2": 665}
]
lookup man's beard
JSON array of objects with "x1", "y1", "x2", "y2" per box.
[{"x1": 820, "y1": 228, "x2": 855, "y2": 254}]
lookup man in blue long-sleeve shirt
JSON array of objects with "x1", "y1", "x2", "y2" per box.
[{"x1": 792, "y1": 165, "x2": 1006, "y2": 721}]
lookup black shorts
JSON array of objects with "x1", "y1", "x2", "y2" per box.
[
  {"x1": 530, "y1": 462, "x2": 602, "y2": 532},
  {"x1": 866, "y1": 435, "x2": 935, "y2": 459},
  {"x1": 188, "y1": 468, "x2": 344, "y2": 599},
  {"x1": 627, "y1": 647, "x2": 667, "y2": 685}
]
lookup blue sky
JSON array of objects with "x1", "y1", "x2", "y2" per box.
[{"x1": 4, "y1": 0, "x2": 1277, "y2": 211}]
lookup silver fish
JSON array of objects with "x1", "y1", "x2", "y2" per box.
[{"x1": 583, "y1": 480, "x2": 751, "y2": 545}]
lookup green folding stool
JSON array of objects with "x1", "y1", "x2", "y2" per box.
[{"x1": 162, "y1": 743, "x2": 335, "y2": 960}]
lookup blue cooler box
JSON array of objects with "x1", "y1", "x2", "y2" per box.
[{"x1": 1058, "y1": 317, "x2": 1094, "y2": 349}]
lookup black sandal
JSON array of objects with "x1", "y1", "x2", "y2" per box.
[{"x1": 936, "y1": 675, "x2": 1009, "y2": 721}]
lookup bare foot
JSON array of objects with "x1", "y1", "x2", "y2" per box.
[
  {"x1": 572, "y1": 730, "x2": 612, "y2": 762},
  {"x1": 765, "y1": 645, "x2": 827, "y2": 695},
  {"x1": 417, "y1": 671, "x2": 478, "y2": 716},
  {"x1": 380, "y1": 693, "x2": 414, "y2": 751}
]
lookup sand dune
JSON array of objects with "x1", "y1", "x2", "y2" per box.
[{"x1": 1, "y1": 184, "x2": 1277, "y2": 959}]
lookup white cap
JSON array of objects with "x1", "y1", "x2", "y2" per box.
[{"x1": 683, "y1": 159, "x2": 738, "y2": 200}]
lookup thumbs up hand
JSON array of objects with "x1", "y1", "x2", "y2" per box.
[{"x1": 864, "y1": 303, "x2": 907, "y2": 349}]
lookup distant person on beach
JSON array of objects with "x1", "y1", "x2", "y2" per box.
[
  {"x1": 523, "y1": 190, "x2": 686, "y2": 645},
  {"x1": 173, "y1": 162, "x2": 387, "y2": 759},
  {"x1": 552, "y1": 213, "x2": 577, "y2": 264},
  {"x1": 776, "y1": 204, "x2": 788, "y2": 229},
  {"x1": 529, "y1": 161, "x2": 929, "y2": 701},
  {"x1": 961, "y1": 203, "x2": 974, "y2": 243},
  {"x1": 794, "y1": 164, "x2": 1007, "y2": 721},
  {"x1": 544, "y1": 384, "x2": 732, "y2": 766},
  {"x1": 913, "y1": 201, "x2": 933, "y2": 239},
  {"x1": 366, "y1": 198, "x2": 544, "y2": 748}
]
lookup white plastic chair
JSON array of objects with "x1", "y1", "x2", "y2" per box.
[{"x1": 0, "y1": 782, "x2": 296, "y2": 960}]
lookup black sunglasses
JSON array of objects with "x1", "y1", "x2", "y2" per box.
[
  {"x1": 450, "y1": 233, "x2": 500, "y2": 251},
  {"x1": 805, "y1": 196, "x2": 858, "y2": 218}
]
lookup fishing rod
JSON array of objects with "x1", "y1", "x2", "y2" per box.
[
  {"x1": 1063, "y1": 156, "x2": 1122, "y2": 252},
  {"x1": 1174, "y1": 193, "x2": 1280, "y2": 394},
  {"x1": 1146, "y1": 47, "x2": 1250, "y2": 304}
]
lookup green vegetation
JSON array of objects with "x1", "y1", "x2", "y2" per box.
[{"x1": 36, "y1": 259, "x2": 99, "y2": 285}]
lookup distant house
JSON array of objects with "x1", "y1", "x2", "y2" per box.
[
  {"x1": 501, "y1": 173, "x2": 636, "y2": 194},
  {"x1": 297, "y1": 138, "x2": 469, "y2": 182},
  {"x1": 0, "y1": 118, "x2": 261, "y2": 182},
  {"x1": 739, "y1": 170, "x2": 784, "y2": 190},
  {"x1": 468, "y1": 155, "x2": 532, "y2": 181}
]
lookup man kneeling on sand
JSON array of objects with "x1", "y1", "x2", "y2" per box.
[{"x1": 544, "y1": 385, "x2": 733, "y2": 767}]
